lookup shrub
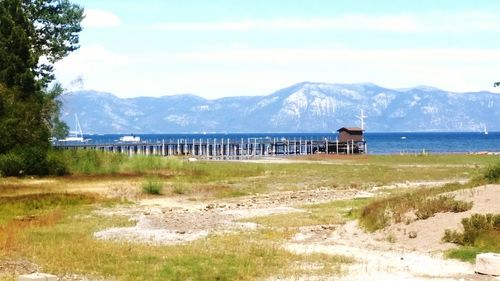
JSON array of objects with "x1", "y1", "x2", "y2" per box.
[
  {"x1": 483, "y1": 162, "x2": 500, "y2": 183},
  {"x1": 142, "y1": 177, "x2": 164, "y2": 195},
  {"x1": 46, "y1": 150, "x2": 69, "y2": 176},
  {"x1": 415, "y1": 196, "x2": 472, "y2": 220},
  {"x1": 0, "y1": 151, "x2": 25, "y2": 176},
  {"x1": 0, "y1": 145, "x2": 51, "y2": 176},
  {"x1": 443, "y1": 213, "x2": 500, "y2": 245}
]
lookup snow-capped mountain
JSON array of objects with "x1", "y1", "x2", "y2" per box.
[{"x1": 60, "y1": 82, "x2": 500, "y2": 133}]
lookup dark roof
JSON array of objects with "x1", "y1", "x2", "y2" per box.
[{"x1": 337, "y1": 127, "x2": 363, "y2": 132}]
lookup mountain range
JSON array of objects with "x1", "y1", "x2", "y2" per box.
[{"x1": 60, "y1": 82, "x2": 500, "y2": 133}]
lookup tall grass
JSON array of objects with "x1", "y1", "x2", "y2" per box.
[{"x1": 60, "y1": 150, "x2": 125, "y2": 175}]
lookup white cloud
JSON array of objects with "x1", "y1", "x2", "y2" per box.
[
  {"x1": 83, "y1": 9, "x2": 121, "y2": 28},
  {"x1": 152, "y1": 11, "x2": 500, "y2": 33},
  {"x1": 54, "y1": 45, "x2": 500, "y2": 98}
]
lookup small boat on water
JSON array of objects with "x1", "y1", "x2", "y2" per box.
[
  {"x1": 59, "y1": 114, "x2": 89, "y2": 142},
  {"x1": 119, "y1": 135, "x2": 141, "y2": 143}
]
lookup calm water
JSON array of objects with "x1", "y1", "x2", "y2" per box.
[{"x1": 81, "y1": 132, "x2": 500, "y2": 154}]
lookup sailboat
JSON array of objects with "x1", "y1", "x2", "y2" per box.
[
  {"x1": 59, "y1": 114, "x2": 88, "y2": 142},
  {"x1": 481, "y1": 123, "x2": 488, "y2": 135}
]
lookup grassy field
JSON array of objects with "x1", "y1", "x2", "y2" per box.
[
  {"x1": 0, "y1": 152, "x2": 498, "y2": 279},
  {"x1": 0, "y1": 193, "x2": 350, "y2": 281}
]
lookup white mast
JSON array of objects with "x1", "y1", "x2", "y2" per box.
[
  {"x1": 356, "y1": 109, "x2": 367, "y2": 131},
  {"x1": 74, "y1": 113, "x2": 83, "y2": 138}
]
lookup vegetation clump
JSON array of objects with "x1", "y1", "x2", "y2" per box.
[
  {"x1": 483, "y1": 161, "x2": 500, "y2": 183},
  {"x1": 359, "y1": 184, "x2": 473, "y2": 232},
  {"x1": 443, "y1": 213, "x2": 500, "y2": 245},
  {"x1": 142, "y1": 176, "x2": 164, "y2": 195},
  {"x1": 443, "y1": 213, "x2": 500, "y2": 262}
]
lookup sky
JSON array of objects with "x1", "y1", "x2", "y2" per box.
[{"x1": 54, "y1": 0, "x2": 500, "y2": 99}]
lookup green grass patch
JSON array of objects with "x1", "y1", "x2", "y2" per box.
[
  {"x1": 445, "y1": 246, "x2": 481, "y2": 262},
  {"x1": 0, "y1": 193, "x2": 101, "y2": 225}
]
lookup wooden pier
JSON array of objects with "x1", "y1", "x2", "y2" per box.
[{"x1": 53, "y1": 137, "x2": 367, "y2": 159}]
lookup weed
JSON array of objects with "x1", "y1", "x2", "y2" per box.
[
  {"x1": 171, "y1": 181, "x2": 190, "y2": 195},
  {"x1": 142, "y1": 177, "x2": 164, "y2": 195}
]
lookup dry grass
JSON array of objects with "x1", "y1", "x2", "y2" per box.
[
  {"x1": 359, "y1": 182, "x2": 477, "y2": 232},
  {"x1": 0, "y1": 154, "x2": 497, "y2": 279},
  {"x1": 246, "y1": 198, "x2": 372, "y2": 228},
  {"x1": 7, "y1": 212, "x2": 350, "y2": 280}
]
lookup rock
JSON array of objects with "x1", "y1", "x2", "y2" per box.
[
  {"x1": 408, "y1": 231, "x2": 417, "y2": 239},
  {"x1": 18, "y1": 273, "x2": 57, "y2": 281},
  {"x1": 321, "y1": 225, "x2": 335, "y2": 230},
  {"x1": 475, "y1": 253, "x2": 500, "y2": 276}
]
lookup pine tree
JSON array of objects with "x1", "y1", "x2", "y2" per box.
[{"x1": 0, "y1": 0, "x2": 83, "y2": 175}]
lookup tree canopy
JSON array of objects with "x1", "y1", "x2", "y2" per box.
[{"x1": 0, "y1": 0, "x2": 83, "y2": 175}]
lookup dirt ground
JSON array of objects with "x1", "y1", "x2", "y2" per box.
[{"x1": 91, "y1": 184, "x2": 500, "y2": 281}]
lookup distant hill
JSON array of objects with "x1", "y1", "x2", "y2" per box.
[{"x1": 60, "y1": 82, "x2": 500, "y2": 133}]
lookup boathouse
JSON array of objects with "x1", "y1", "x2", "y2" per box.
[{"x1": 337, "y1": 127, "x2": 364, "y2": 142}]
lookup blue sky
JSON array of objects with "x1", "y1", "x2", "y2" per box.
[{"x1": 54, "y1": 0, "x2": 500, "y2": 98}]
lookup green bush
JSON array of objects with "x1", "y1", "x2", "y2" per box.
[
  {"x1": 142, "y1": 177, "x2": 164, "y2": 195},
  {"x1": 0, "y1": 150, "x2": 25, "y2": 176},
  {"x1": 46, "y1": 150, "x2": 69, "y2": 176},
  {"x1": 0, "y1": 145, "x2": 51, "y2": 176},
  {"x1": 483, "y1": 162, "x2": 500, "y2": 183},
  {"x1": 443, "y1": 213, "x2": 500, "y2": 245}
]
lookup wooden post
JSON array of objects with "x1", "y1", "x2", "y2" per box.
[
  {"x1": 254, "y1": 138, "x2": 257, "y2": 157},
  {"x1": 214, "y1": 138, "x2": 217, "y2": 157}
]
